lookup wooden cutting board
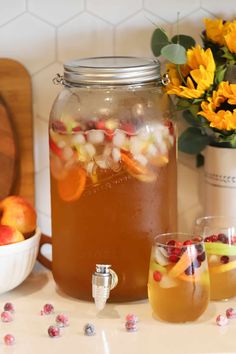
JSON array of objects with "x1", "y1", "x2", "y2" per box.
[{"x1": 0, "y1": 58, "x2": 34, "y2": 205}]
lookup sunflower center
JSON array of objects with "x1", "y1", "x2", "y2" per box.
[{"x1": 216, "y1": 100, "x2": 236, "y2": 112}]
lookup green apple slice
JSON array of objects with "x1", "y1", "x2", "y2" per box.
[
  {"x1": 205, "y1": 242, "x2": 236, "y2": 256},
  {"x1": 209, "y1": 260, "x2": 236, "y2": 274},
  {"x1": 149, "y1": 260, "x2": 167, "y2": 274}
]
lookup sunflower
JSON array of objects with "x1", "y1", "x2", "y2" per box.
[
  {"x1": 224, "y1": 21, "x2": 236, "y2": 53},
  {"x1": 204, "y1": 18, "x2": 230, "y2": 46},
  {"x1": 199, "y1": 81, "x2": 236, "y2": 130},
  {"x1": 166, "y1": 45, "x2": 215, "y2": 99}
]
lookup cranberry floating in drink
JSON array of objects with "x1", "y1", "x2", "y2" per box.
[{"x1": 49, "y1": 57, "x2": 177, "y2": 302}]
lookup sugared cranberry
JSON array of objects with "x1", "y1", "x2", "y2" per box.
[
  {"x1": 43, "y1": 303, "x2": 54, "y2": 315},
  {"x1": 3, "y1": 303, "x2": 14, "y2": 313},
  {"x1": 153, "y1": 271, "x2": 162, "y2": 282},
  {"x1": 84, "y1": 323, "x2": 96, "y2": 336},
  {"x1": 1, "y1": 311, "x2": 13, "y2": 323},
  {"x1": 226, "y1": 307, "x2": 236, "y2": 319},
  {"x1": 197, "y1": 252, "x2": 206, "y2": 262},
  {"x1": 216, "y1": 314, "x2": 228, "y2": 326},
  {"x1": 220, "y1": 255, "x2": 229, "y2": 264},
  {"x1": 168, "y1": 254, "x2": 179, "y2": 263},
  {"x1": 125, "y1": 314, "x2": 138, "y2": 323},
  {"x1": 3, "y1": 334, "x2": 15, "y2": 346},
  {"x1": 48, "y1": 325, "x2": 61, "y2": 338},
  {"x1": 125, "y1": 320, "x2": 137, "y2": 332},
  {"x1": 55, "y1": 313, "x2": 69, "y2": 327},
  {"x1": 185, "y1": 264, "x2": 194, "y2": 276},
  {"x1": 183, "y1": 240, "x2": 193, "y2": 246},
  {"x1": 218, "y1": 233, "x2": 228, "y2": 244}
]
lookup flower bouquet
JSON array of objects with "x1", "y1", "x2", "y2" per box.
[{"x1": 151, "y1": 18, "x2": 236, "y2": 164}]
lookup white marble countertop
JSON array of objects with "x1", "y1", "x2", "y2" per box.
[{"x1": 0, "y1": 262, "x2": 235, "y2": 354}]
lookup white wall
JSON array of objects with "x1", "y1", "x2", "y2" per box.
[{"x1": 1, "y1": 0, "x2": 235, "y2": 235}]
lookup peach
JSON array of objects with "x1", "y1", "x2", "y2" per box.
[
  {"x1": 0, "y1": 225, "x2": 24, "y2": 246},
  {"x1": 0, "y1": 196, "x2": 36, "y2": 235}
]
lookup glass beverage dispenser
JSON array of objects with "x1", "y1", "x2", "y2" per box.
[{"x1": 48, "y1": 56, "x2": 177, "y2": 303}]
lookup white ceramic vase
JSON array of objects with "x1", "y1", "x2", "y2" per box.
[{"x1": 204, "y1": 145, "x2": 236, "y2": 216}]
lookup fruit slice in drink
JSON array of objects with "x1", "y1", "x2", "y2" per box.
[{"x1": 58, "y1": 166, "x2": 87, "y2": 202}]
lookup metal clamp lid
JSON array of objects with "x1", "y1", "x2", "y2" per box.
[{"x1": 62, "y1": 56, "x2": 161, "y2": 85}]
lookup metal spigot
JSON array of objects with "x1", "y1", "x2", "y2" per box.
[{"x1": 92, "y1": 264, "x2": 118, "y2": 311}]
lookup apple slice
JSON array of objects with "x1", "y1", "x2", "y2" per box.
[
  {"x1": 154, "y1": 247, "x2": 170, "y2": 266},
  {"x1": 150, "y1": 260, "x2": 167, "y2": 274},
  {"x1": 205, "y1": 242, "x2": 236, "y2": 256},
  {"x1": 209, "y1": 260, "x2": 236, "y2": 274},
  {"x1": 159, "y1": 273, "x2": 177, "y2": 288},
  {"x1": 168, "y1": 246, "x2": 197, "y2": 278},
  {"x1": 178, "y1": 270, "x2": 210, "y2": 286}
]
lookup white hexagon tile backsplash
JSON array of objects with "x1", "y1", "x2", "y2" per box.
[{"x1": 0, "y1": 0, "x2": 233, "y2": 235}]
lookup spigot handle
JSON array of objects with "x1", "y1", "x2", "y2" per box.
[{"x1": 109, "y1": 269, "x2": 118, "y2": 290}]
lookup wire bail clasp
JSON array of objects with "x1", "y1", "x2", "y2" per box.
[{"x1": 53, "y1": 73, "x2": 64, "y2": 85}]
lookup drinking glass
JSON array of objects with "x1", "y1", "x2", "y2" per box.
[
  {"x1": 195, "y1": 216, "x2": 236, "y2": 301},
  {"x1": 148, "y1": 233, "x2": 210, "y2": 322}
]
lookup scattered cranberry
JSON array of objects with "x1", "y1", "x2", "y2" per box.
[
  {"x1": 55, "y1": 313, "x2": 69, "y2": 327},
  {"x1": 153, "y1": 270, "x2": 162, "y2": 282},
  {"x1": 216, "y1": 314, "x2": 228, "y2": 326},
  {"x1": 125, "y1": 314, "x2": 138, "y2": 323},
  {"x1": 3, "y1": 302, "x2": 14, "y2": 313},
  {"x1": 48, "y1": 325, "x2": 61, "y2": 338},
  {"x1": 220, "y1": 255, "x2": 229, "y2": 264},
  {"x1": 197, "y1": 252, "x2": 206, "y2": 262},
  {"x1": 226, "y1": 307, "x2": 236, "y2": 319},
  {"x1": 125, "y1": 320, "x2": 137, "y2": 332},
  {"x1": 3, "y1": 334, "x2": 15, "y2": 346},
  {"x1": 1, "y1": 311, "x2": 13, "y2": 323},
  {"x1": 84, "y1": 323, "x2": 96, "y2": 336},
  {"x1": 168, "y1": 254, "x2": 179, "y2": 263},
  {"x1": 218, "y1": 233, "x2": 228, "y2": 244},
  {"x1": 43, "y1": 303, "x2": 54, "y2": 315}
]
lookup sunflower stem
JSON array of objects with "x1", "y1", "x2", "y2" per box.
[{"x1": 177, "y1": 64, "x2": 187, "y2": 85}]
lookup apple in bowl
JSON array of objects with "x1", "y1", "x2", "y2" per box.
[{"x1": 0, "y1": 195, "x2": 41, "y2": 293}]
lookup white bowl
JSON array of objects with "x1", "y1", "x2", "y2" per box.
[{"x1": 0, "y1": 227, "x2": 41, "y2": 294}]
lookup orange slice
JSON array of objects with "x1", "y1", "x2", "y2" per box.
[
  {"x1": 168, "y1": 247, "x2": 197, "y2": 278},
  {"x1": 121, "y1": 152, "x2": 156, "y2": 182},
  {"x1": 150, "y1": 155, "x2": 169, "y2": 167},
  {"x1": 58, "y1": 166, "x2": 86, "y2": 202}
]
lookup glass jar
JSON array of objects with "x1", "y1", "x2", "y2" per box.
[{"x1": 49, "y1": 56, "x2": 177, "y2": 302}]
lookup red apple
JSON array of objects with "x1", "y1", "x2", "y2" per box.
[
  {"x1": 0, "y1": 196, "x2": 37, "y2": 235},
  {"x1": 0, "y1": 225, "x2": 24, "y2": 246}
]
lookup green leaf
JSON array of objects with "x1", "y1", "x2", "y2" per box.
[
  {"x1": 171, "y1": 35, "x2": 196, "y2": 50},
  {"x1": 196, "y1": 153, "x2": 204, "y2": 167},
  {"x1": 215, "y1": 65, "x2": 227, "y2": 84},
  {"x1": 151, "y1": 28, "x2": 170, "y2": 57},
  {"x1": 178, "y1": 127, "x2": 210, "y2": 154},
  {"x1": 182, "y1": 110, "x2": 200, "y2": 127},
  {"x1": 161, "y1": 44, "x2": 187, "y2": 64}
]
